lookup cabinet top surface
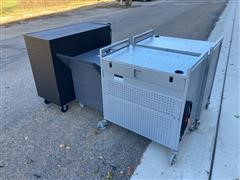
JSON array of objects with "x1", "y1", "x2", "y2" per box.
[
  {"x1": 25, "y1": 22, "x2": 109, "y2": 40},
  {"x1": 74, "y1": 49, "x2": 100, "y2": 66},
  {"x1": 103, "y1": 45, "x2": 202, "y2": 75}
]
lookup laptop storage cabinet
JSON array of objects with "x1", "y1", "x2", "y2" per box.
[{"x1": 100, "y1": 39, "x2": 208, "y2": 164}]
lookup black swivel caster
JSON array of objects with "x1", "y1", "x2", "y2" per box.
[
  {"x1": 60, "y1": 105, "x2": 68, "y2": 113},
  {"x1": 189, "y1": 119, "x2": 200, "y2": 132},
  {"x1": 44, "y1": 99, "x2": 51, "y2": 105},
  {"x1": 169, "y1": 150, "x2": 177, "y2": 166},
  {"x1": 97, "y1": 119, "x2": 108, "y2": 130},
  {"x1": 205, "y1": 98, "x2": 210, "y2": 109},
  {"x1": 205, "y1": 102, "x2": 210, "y2": 109}
]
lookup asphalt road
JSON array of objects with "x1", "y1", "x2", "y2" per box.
[{"x1": 0, "y1": 0, "x2": 228, "y2": 179}]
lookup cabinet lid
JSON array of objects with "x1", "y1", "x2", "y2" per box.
[{"x1": 25, "y1": 22, "x2": 110, "y2": 40}]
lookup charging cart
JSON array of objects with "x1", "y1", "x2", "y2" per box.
[{"x1": 99, "y1": 39, "x2": 208, "y2": 164}]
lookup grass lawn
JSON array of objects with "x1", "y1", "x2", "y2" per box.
[
  {"x1": 0, "y1": 0, "x2": 112, "y2": 25},
  {"x1": 1, "y1": 0, "x2": 18, "y2": 14}
]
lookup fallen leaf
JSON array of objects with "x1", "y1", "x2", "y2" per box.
[
  {"x1": 106, "y1": 170, "x2": 113, "y2": 180},
  {"x1": 59, "y1": 144, "x2": 65, "y2": 148},
  {"x1": 127, "y1": 165, "x2": 133, "y2": 176},
  {"x1": 98, "y1": 156, "x2": 104, "y2": 160}
]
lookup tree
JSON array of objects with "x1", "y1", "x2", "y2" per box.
[
  {"x1": 125, "y1": 0, "x2": 132, "y2": 7},
  {"x1": 118, "y1": 0, "x2": 132, "y2": 7}
]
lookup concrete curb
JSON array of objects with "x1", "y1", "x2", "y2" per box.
[
  {"x1": 208, "y1": 0, "x2": 238, "y2": 178},
  {"x1": 131, "y1": 0, "x2": 238, "y2": 179},
  {"x1": 211, "y1": 0, "x2": 240, "y2": 178}
]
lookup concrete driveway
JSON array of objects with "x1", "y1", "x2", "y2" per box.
[{"x1": 0, "y1": 0, "x2": 228, "y2": 179}]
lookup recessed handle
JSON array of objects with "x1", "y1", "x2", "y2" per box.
[
  {"x1": 114, "y1": 74, "x2": 124, "y2": 82},
  {"x1": 134, "y1": 69, "x2": 142, "y2": 77}
]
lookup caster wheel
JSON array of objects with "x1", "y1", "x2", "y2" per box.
[
  {"x1": 205, "y1": 103, "x2": 210, "y2": 109},
  {"x1": 205, "y1": 99, "x2": 210, "y2": 109},
  {"x1": 169, "y1": 154, "x2": 177, "y2": 166},
  {"x1": 79, "y1": 103, "x2": 85, "y2": 108},
  {"x1": 44, "y1": 99, "x2": 51, "y2": 105},
  {"x1": 195, "y1": 121, "x2": 200, "y2": 129},
  {"x1": 189, "y1": 124, "x2": 195, "y2": 132},
  {"x1": 97, "y1": 119, "x2": 108, "y2": 130},
  {"x1": 189, "y1": 120, "x2": 200, "y2": 132},
  {"x1": 61, "y1": 105, "x2": 68, "y2": 113}
]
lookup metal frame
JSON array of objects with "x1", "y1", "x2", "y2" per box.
[
  {"x1": 132, "y1": 30, "x2": 202, "y2": 57},
  {"x1": 100, "y1": 38, "x2": 131, "y2": 57}
]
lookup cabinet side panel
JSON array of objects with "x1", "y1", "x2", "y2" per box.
[{"x1": 24, "y1": 36, "x2": 60, "y2": 105}]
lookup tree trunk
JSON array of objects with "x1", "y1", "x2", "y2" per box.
[{"x1": 125, "y1": 0, "x2": 132, "y2": 7}]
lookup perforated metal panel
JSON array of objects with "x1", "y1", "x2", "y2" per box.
[
  {"x1": 102, "y1": 77, "x2": 183, "y2": 150},
  {"x1": 103, "y1": 94, "x2": 180, "y2": 150},
  {"x1": 104, "y1": 79, "x2": 181, "y2": 118}
]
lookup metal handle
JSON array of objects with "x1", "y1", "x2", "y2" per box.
[
  {"x1": 190, "y1": 51, "x2": 209, "y2": 72},
  {"x1": 191, "y1": 36, "x2": 223, "y2": 72},
  {"x1": 132, "y1": 29, "x2": 154, "y2": 44},
  {"x1": 100, "y1": 38, "x2": 130, "y2": 58}
]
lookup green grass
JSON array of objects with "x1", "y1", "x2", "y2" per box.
[
  {"x1": 1, "y1": 0, "x2": 18, "y2": 14},
  {"x1": 3, "y1": 0, "x2": 18, "y2": 8},
  {"x1": 1, "y1": 0, "x2": 110, "y2": 24},
  {"x1": 1, "y1": 0, "x2": 100, "y2": 15}
]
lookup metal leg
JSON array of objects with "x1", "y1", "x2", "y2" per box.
[
  {"x1": 169, "y1": 150, "x2": 178, "y2": 166},
  {"x1": 79, "y1": 103, "x2": 85, "y2": 108},
  {"x1": 60, "y1": 105, "x2": 68, "y2": 113},
  {"x1": 97, "y1": 119, "x2": 108, "y2": 130},
  {"x1": 189, "y1": 119, "x2": 200, "y2": 131},
  {"x1": 205, "y1": 98, "x2": 210, "y2": 109}
]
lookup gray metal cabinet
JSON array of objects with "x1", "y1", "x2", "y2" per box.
[
  {"x1": 100, "y1": 39, "x2": 208, "y2": 164},
  {"x1": 57, "y1": 49, "x2": 103, "y2": 112}
]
